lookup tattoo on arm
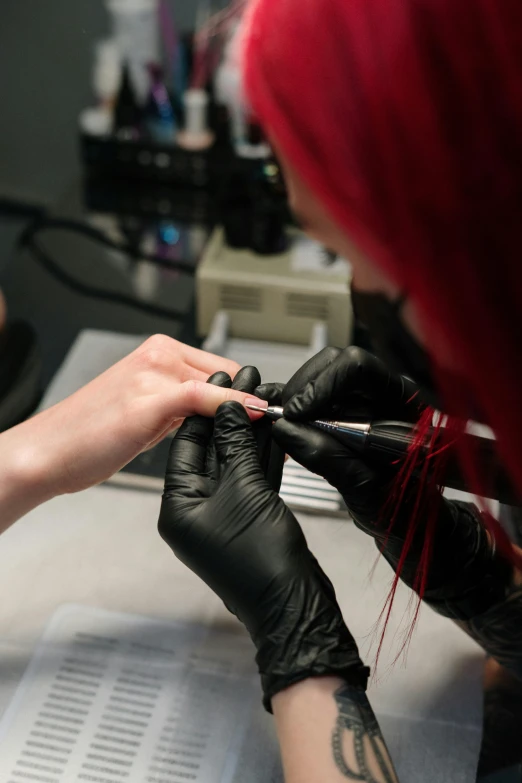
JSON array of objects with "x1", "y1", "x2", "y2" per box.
[
  {"x1": 463, "y1": 585, "x2": 522, "y2": 681},
  {"x1": 332, "y1": 686, "x2": 399, "y2": 783}
]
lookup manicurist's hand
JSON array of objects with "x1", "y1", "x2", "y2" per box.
[
  {"x1": 157, "y1": 372, "x2": 405, "y2": 783},
  {"x1": 259, "y1": 346, "x2": 423, "y2": 537},
  {"x1": 158, "y1": 391, "x2": 368, "y2": 709},
  {"x1": 262, "y1": 346, "x2": 509, "y2": 618}
]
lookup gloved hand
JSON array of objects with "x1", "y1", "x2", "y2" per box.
[
  {"x1": 259, "y1": 347, "x2": 512, "y2": 620},
  {"x1": 158, "y1": 371, "x2": 369, "y2": 710},
  {"x1": 257, "y1": 347, "x2": 425, "y2": 556},
  {"x1": 203, "y1": 364, "x2": 285, "y2": 492}
]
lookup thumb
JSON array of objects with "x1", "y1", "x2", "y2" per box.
[{"x1": 213, "y1": 401, "x2": 264, "y2": 477}]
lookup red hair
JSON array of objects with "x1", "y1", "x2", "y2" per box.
[
  {"x1": 242, "y1": 0, "x2": 522, "y2": 528},
  {"x1": 240, "y1": 1, "x2": 522, "y2": 656}
]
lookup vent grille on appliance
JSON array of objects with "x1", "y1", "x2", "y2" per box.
[
  {"x1": 220, "y1": 285, "x2": 262, "y2": 312},
  {"x1": 286, "y1": 293, "x2": 329, "y2": 320}
]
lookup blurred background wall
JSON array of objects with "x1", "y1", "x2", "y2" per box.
[{"x1": 0, "y1": 0, "x2": 227, "y2": 206}]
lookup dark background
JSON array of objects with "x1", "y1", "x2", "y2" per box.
[
  {"x1": 0, "y1": 0, "x2": 227, "y2": 383},
  {"x1": 0, "y1": 0, "x2": 227, "y2": 205}
]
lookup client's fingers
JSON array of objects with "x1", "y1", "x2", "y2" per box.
[
  {"x1": 171, "y1": 380, "x2": 268, "y2": 420},
  {"x1": 148, "y1": 371, "x2": 234, "y2": 452},
  {"x1": 180, "y1": 343, "x2": 241, "y2": 380}
]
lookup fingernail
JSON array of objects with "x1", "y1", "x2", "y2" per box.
[{"x1": 245, "y1": 397, "x2": 268, "y2": 409}]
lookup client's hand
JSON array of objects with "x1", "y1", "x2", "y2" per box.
[
  {"x1": 0, "y1": 335, "x2": 268, "y2": 505},
  {"x1": 158, "y1": 397, "x2": 368, "y2": 709}
]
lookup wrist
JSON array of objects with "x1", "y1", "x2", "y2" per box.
[
  {"x1": 254, "y1": 576, "x2": 369, "y2": 712},
  {"x1": 272, "y1": 675, "x2": 346, "y2": 714},
  {"x1": 0, "y1": 421, "x2": 56, "y2": 531}
]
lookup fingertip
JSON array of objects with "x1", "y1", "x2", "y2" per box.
[
  {"x1": 220, "y1": 392, "x2": 268, "y2": 422},
  {"x1": 207, "y1": 371, "x2": 232, "y2": 388},
  {"x1": 318, "y1": 346, "x2": 342, "y2": 363},
  {"x1": 231, "y1": 365, "x2": 261, "y2": 393}
]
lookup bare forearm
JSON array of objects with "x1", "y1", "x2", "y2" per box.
[
  {"x1": 272, "y1": 677, "x2": 399, "y2": 783},
  {"x1": 0, "y1": 422, "x2": 54, "y2": 534}
]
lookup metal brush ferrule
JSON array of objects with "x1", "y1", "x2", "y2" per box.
[{"x1": 312, "y1": 420, "x2": 371, "y2": 450}]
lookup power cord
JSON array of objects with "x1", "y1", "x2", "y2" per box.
[
  {"x1": 16, "y1": 214, "x2": 199, "y2": 323},
  {"x1": 21, "y1": 217, "x2": 198, "y2": 275},
  {"x1": 0, "y1": 197, "x2": 47, "y2": 221}
]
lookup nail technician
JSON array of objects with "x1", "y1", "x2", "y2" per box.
[{"x1": 157, "y1": 1, "x2": 522, "y2": 781}]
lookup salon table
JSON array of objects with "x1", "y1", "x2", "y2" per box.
[{"x1": 0, "y1": 330, "x2": 486, "y2": 783}]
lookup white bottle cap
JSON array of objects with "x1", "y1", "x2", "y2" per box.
[
  {"x1": 79, "y1": 107, "x2": 113, "y2": 137},
  {"x1": 177, "y1": 88, "x2": 215, "y2": 151}
]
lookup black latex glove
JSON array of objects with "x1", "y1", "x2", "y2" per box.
[
  {"x1": 257, "y1": 346, "x2": 423, "y2": 536},
  {"x1": 205, "y1": 365, "x2": 285, "y2": 493},
  {"x1": 158, "y1": 398, "x2": 369, "y2": 710},
  {"x1": 259, "y1": 347, "x2": 511, "y2": 620}
]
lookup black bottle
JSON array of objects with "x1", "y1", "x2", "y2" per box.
[{"x1": 113, "y1": 63, "x2": 142, "y2": 141}]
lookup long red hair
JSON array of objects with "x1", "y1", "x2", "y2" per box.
[{"x1": 241, "y1": 0, "x2": 522, "y2": 527}]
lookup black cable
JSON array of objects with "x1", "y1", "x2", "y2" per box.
[
  {"x1": 21, "y1": 217, "x2": 198, "y2": 275},
  {"x1": 0, "y1": 196, "x2": 48, "y2": 221},
  {"x1": 23, "y1": 231, "x2": 189, "y2": 322},
  {"x1": 18, "y1": 218, "x2": 196, "y2": 322}
]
